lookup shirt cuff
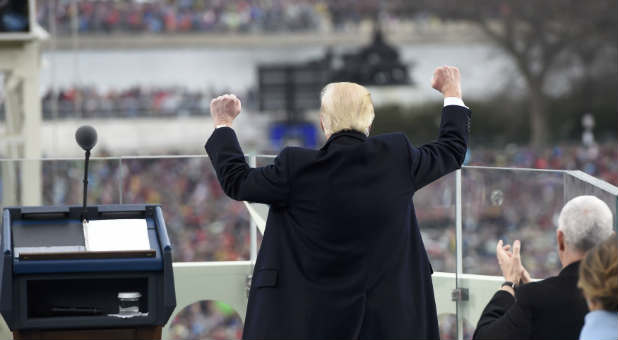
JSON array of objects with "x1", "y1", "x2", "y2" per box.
[
  {"x1": 215, "y1": 124, "x2": 231, "y2": 129},
  {"x1": 444, "y1": 97, "x2": 468, "y2": 109}
]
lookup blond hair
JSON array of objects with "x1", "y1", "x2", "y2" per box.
[
  {"x1": 320, "y1": 82, "x2": 375, "y2": 136},
  {"x1": 578, "y1": 235, "x2": 618, "y2": 311}
]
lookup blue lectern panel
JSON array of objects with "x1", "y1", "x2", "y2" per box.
[{"x1": 1, "y1": 204, "x2": 176, "y2": 331}]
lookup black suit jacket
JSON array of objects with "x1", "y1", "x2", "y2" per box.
[
  {"x1": 206, "y1": 105, "x2": 470, "y2": 339},
  {"x1": 473, "y1": 261, "x2": 589, "y2": 340}
]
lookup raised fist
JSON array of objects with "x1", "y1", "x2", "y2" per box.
[
  {"x1": 210, "y1": 94, "x2": 241, "y2": 127},
  {"x1": 431, "y1": 66, "x2": 462, "y2": 99}
]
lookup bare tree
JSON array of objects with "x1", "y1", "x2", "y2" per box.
[{"x1": 393, "y1": 0, "x2": 617, "y2": 147}]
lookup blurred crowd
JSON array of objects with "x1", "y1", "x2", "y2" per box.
[
  {"x1": 169, "y1": 301, "x2": 243, "y2": 340},
  {"x1": 36, "y1": 0, "x2": 375, "y2": 35},
  {"x1": 26, "y1": 88, "x2": 618, "y2": 190},
  {"x1": 41, "y1": 156, "x2": 253, "y2": 263},
  {"x1": 36, "y1": 86, "x2": 258, "y2": 119},
  {"x1": 415, "y1": 164, "x2": 564, "y2": 278},
  {"x1": 417, "y1": 143, "x2": 617, "y2": 278},
  {"x1": 468, "y1": 144, "x2": 618, "y2": 187},
  {"x1": 37, "y1": 122, "x2": 616, "y2": 277}
]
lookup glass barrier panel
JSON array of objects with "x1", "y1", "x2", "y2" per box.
[
  {"x1": 414, "y1": 171, "x2": 458, "y2": 339},
  {"x1": 119, "y1": 156, "x2": 251, "y2": 262},
  {"x1": 42, "y1": 158, "x2": 122, "y2": 206},
  {"x1": 563, "y1": 170, "x2": 618, "y2": 230},
  {"x1": 0, "y1": 158, "x2": 121, "y2": 210},
  {"x1": 414, "y1": 172, "x2": 457, "y2": 273},
  {"x1": 459, "y1": 166, "x2": 618, "y2": 338},
  {"x1": 461, "y1": 167, "x2": 565, "y2": 279},
  {"x1": 459, "y1": 167, "x2": 566, "y2": 338},
  {"x1": 255, "y1": 156, "x2": 276, "y2": 167},
  {"x1": 0, "y1": 159, "x2": 23, "y2": 208}
]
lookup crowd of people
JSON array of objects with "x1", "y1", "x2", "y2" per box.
[
  {"x1": 411, "y1": 160, "x2": 564, "y2": 278},
  {"x1": 38, "y1": 142, "x2": 617, "y2": 273},
  {"x1": 417, "y1": 142, "x2": 617, "y2": 278},
  {"x1": 35, "y1": 86, "x2": 258, "y2": 119},
  {"x1": 169, "y1": 300, "x2": 243, "y2": 340},
  {"x1": 41, "y1": 156, "x2": 253, "y2": 263},
  {"x1": 468, "y1": 143, "x2": 618, "y2": 188},
  {"x1": 36, "y1": 0, "x2": 376, "y2": 35}
]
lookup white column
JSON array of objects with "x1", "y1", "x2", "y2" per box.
[
  {"x1": 19, "y1": 41, "x2": 42, "y2": 205},
  {"x1": 2, "y1": 72, "x2": 21, "y2": 206}
]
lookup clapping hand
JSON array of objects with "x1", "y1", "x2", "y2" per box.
[{"x1": 497, "y1": 240, "x2": 531, "y2": 294}]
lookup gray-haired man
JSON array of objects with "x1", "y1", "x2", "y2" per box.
[{"x1": 473, "y1": 195, "x2": 614, "y2": 339}]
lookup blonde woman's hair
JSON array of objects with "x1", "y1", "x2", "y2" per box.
[
  {"x1": 320, "y1": 82, "x2": 375, "y2": 136},
  {"x1": 578, "y1": 235, "x2": 618, "y2": 311}
]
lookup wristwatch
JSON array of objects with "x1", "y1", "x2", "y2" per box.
[{"x1": 501, "y1": 281, "x2": 515, "y2": 289}]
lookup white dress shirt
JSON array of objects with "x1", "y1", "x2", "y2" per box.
[{"x1": 444, "y1": 97, "x2": 468, "y2": 108}]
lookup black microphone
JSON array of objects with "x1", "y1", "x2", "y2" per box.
[{"x1": 75, "y1": 126, "x2": 98, "y2": 221}]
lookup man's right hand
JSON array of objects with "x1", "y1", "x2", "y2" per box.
[{"x1": 431, "y1": 66, "x2": 462, "y2": 99}]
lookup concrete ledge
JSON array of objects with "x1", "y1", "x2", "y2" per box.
[{"x1": 43, "y1": 24, "x2": 487, "y2": 50}]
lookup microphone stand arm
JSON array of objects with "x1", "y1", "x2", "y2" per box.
[{"x1": 81, "y1": 150, "x2": 90, "y2": 222}]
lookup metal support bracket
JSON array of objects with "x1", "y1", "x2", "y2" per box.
[
  {"x1": 451, "y1": 287, "x2": 469, "y2": 302},
  {"x1": 246, "y1": 274, "x2": 252, "y2": 299}
]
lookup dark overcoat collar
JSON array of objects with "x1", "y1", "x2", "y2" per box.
[
  {"x1": 321, "y1": 129, "x2": 368, "y2": 150},
  {"x1": 559, "y1": 260, "x2": 580, "y2": 277}
]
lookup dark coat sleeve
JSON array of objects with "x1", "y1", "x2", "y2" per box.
[
  {"x1": 473, "y1": 289, "x2": 533, "y2": 339},
  {"x1": 205, "y1": 127, "x2": 289, "y2": 205},
  {"x1": 405, "y1": 105, "x2": 470, "y2": 190}
]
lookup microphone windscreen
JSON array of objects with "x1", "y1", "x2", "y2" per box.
[{"x1": 75, "y1": 125, "x2": 98, "y2": 151}]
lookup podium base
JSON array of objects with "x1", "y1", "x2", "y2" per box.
[{"x1": 13, "y1": 326, "x2": 162, "y2": 340}]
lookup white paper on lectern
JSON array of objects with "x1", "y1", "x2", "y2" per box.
[
  {"x1": 243, "y1": 202, "x2": 268, "y2": 234},
  {"x1": 84, "y1": 219, "x2": 151, "y2": 252}
]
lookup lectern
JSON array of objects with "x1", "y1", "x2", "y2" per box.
[{"x1": 0, "y1": 204, "x2": 176, "y2": 339}]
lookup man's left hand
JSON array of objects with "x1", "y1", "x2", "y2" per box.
[
  {"x1": 497, "y1": 239, "x2": 526, "y2": 286},
  {"x1": 210, "y1": 94, "x2": 241, "y2": 127}
]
